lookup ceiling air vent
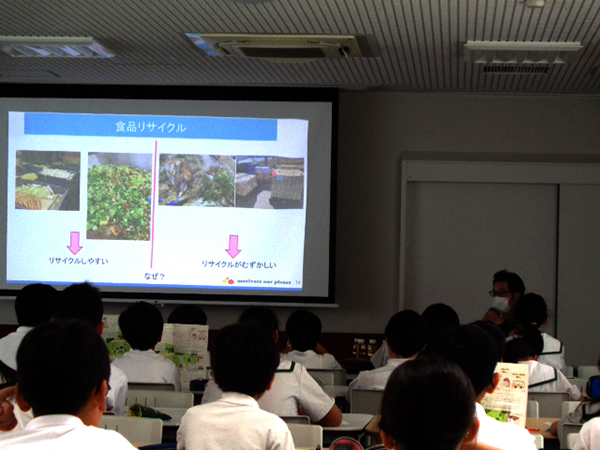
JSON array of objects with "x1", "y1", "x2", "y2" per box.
[
  {"x1": 483, "y1": 65, "x2": 549, "y2": 75},
  {"x1": 465, "y1": 41, "x2": 583, "y2": 65},
  {"x1": 186, "y1": 33, "x2": 362, "y2": 63}
]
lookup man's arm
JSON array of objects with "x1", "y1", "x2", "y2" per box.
[
  {"x1": 300, "y1": 403, "x2": 343, "y2": 427},
  {"x1": 0, "y1": 386, "x2": 18, "y2": 432}
]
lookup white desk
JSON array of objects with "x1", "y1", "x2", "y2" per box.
[
  {"x1": 155, "y1": 407, "x2": 190, "y2": 427},
  {"x1": 323, "y1": 385, "x2": 348, "y2": 398}
]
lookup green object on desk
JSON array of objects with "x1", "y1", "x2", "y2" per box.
[{"x1": 128, "y1": 404, "x2": 172, "y2": 420}]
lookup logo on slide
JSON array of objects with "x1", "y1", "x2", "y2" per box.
[{"x1": 223, "y1": 277, "x2": 234, "y2": 285}]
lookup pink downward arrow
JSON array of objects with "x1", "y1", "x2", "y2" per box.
[
  {"x1": 67, "y1": 232, "x2": 83, "y2": 255},
  {"x1": 226, "y1": 235, "x2": 241, "y2": 258}
]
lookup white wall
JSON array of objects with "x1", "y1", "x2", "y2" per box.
[{"x1": 2, "y1": 93, "x2": 600, "y2": 342}]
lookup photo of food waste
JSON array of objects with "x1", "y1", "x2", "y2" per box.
[
  {"x1": 235, "y1": 156, "x2": 304, "y2": 209},
  {"x1": 159, "y1": 155, "x2": 235, "y2": 207},
  {"x1": 15, "y1": 150, "x2": 80, "y2": 211},
  {"x1": 87, "y1": 153, "x2": 152, "y2": 241}
]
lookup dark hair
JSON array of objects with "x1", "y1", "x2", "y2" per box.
[
  {"x1": 514, "y1": 293, "x2": 548, "y2": 329},
  {"x1": 379, "y1": 357, "x2": 475, "y2": 450},
  {"x1": 384, "y1": 310, "x2": 429, "y2": 358},
  {"x1": 472, "y1": 320, "x2": 506, "y2": 362},
  {"x1": 54, "y1": 282, "x2": 103, "y2": 327},
  {"x1": 239, "y1": 306, "x2": 279, "y2": 336},
  {"x1": 15, "y1": 283, "x2": 57, "y2": 327},
  {"x1": 119, "y1": 301, "x2": 164, "y2": 351},
  {"x1": 210, "y1": 324, "x2": 280, "y2": 397},
  {"x1": 422, "y1": 303, "x2": 460, "y2": 341},
  {"x1": 504, "y1": 326, "x2": 544, "y2": 363},
  {"x1": 168, "y1": 305, "x2": 207, "y2": 325},
  {"x1": 427, "y1": 324, "x2": 497, "y2": 396},
  {"x1": 286, "y1": 310, "x2": 321, "y2": 352},
  {"x1": 16, "y1": 319, "x2": 110, "y2": 416},
  {"x1": 493, "y1": 270, "x2": 525, "y2": 294}
]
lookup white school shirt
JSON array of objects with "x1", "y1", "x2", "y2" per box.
[
  {"x1": 0, "y1": 414, "x2": 136, "y2": 450},
  {"x1": 537, "y1": 333, "x2": 567, "y2": 374},
  {"x1": 347, "y1": 358, "x2": 407, "y2": 403},
  {"x1": 177, "y1": 392, "x2": 294, "y2": 450},
  {"x1": 202, "y1": 359, "x2": 335, "y2": 423},
  {"x1": 0, "y1": 326, "x2": 33, "y2": 370},
  {"x1": 523, "y1": 360, "x2": 581, "y2": 400},
  {"x1": 281, "y1": 349, "x2": 342, "y2": 370},
  {"x1": 574, "y1": 417, "x2": 600, "y2": 450},
  {"x1": 370, "y1": 341, "x2": 390, "y2": 369},
  {"x1": 112, "y1": 349, "x2": 181, "y2": 391},
  {"x1": 475, "y1": 402, "x2": 537, "y2": 450},
  {"x1": 106, "y1": 364, "x2": 128, "y2": 415}
]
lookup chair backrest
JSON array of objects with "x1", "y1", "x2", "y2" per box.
[
  {"x1": 128, "y1": 382, "x2": 176, "y2": 391},
  {"x1": 280, "y1": 415, "x2": 311, "y2": 424},
  {"x1": 567, "y1": 377, "x2": 588, "y2": 391},
  {"x1": 527, "y1": 392, "x2": 570, "y2": 417},
  {"x1": 99, "y1": 415, "x2": 162, "y2": 445},
  {"x1": 351, "y1": 389, "x2": 384, "y2": 415},
  {"x1": 578, "y1": 365, "x2": 600, "y2": 379},
  {"x1": 533, "y1": 433, "x2": 544, "y2": 450},
  {"x1": 307, "y1": 369, "x2": 346, "y2": 386},
  {"x1": 561, "y1": 401, "x2": 581, "y2": 418},
  {"x1": 566, "y1": 432, "x2": 581, "y2": 449},
  {"x1": 127, "y1": 389, "x2": 195, "y2": 408},
  {"x1": 527, "y1": 400, "x2": 539, "y2": 418},
  {"x1": 560, "y1": 422, "x2": 584, "y2": 446},
  {"x1": 286, "y1": 424, "x2": 323, "y2": 449},
  {"x1": 566, "y1": 366, "x2": 575, "y2": 378}
]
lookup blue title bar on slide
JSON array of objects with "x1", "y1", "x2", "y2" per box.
[{"x1": 24, "y1": 113, "x2": 278, "y2": 141}]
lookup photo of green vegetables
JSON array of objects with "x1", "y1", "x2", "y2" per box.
[{"x1": 87, "y1": 153, "x2": 152, "y2": 241}]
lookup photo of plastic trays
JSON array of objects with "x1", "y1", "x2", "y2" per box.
[
  {"x1": 15, "y1": 150, "x2": 81, "y2": 211},
  {"x1": 159, "y1": 155, "x2": 235, "y2": 207},
  {"x1": 87, "y1": 153, "x2": 152, "y2": 241},
  {"x1": 235, "y1": 156, "x2": 304, "y2": 209}
]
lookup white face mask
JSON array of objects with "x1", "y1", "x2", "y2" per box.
[{"x1": 492, "y1": 296, "x2": 511, "y2": 313}]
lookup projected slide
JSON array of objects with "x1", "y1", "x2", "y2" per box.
[{"x1": 7, "y1": 112, "x2": 308, "y2": 291}]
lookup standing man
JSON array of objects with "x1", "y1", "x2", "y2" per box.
[{"x1": 483, "y1": 270, "x2": 525, "y2": 336}]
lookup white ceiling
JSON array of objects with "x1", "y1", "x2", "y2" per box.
[{"x1": 2, "y1": 0, "x2": 600, "y2": 93}]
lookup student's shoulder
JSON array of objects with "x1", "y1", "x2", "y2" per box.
[{"x1": 79, "y1": 425, "x2": 138, "y2": 449}]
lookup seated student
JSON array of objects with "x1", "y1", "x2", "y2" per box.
[
  {"x1": 0, "y1": 319, "x2": 135, "y2": 450},
  {"x1": 504, "y1": 326, "x2": 582, "y2": 401},
  {"x1": 113, "y1": 301, "x2": 181, "y2": 391},
  {"x1": 483, "y1": 270, "x2": 526, "y2": 336},
  {"x1": 513, "y1": 293, "x2": 566, "y2": 374},
  {"x1": 281, "y1": 310, "x2": 342, "y2": 370},
  {"x1": 54, "y1": 282, "x2": 129, "y2": 416},
  {"x1": 379, "y1": 357, "x2": 480, "y2": 450},
  {"x1": 177, "y1": 324, "x2": 293, "y2": 450},
  {"x1": 168, "y1": 305, "x2": 207, "y2": 325},
  {"x1": 348, "y1": 310, "x2": 428, "y2": 401},
  {"x1": 0, "y1": 283, "x2": 56, "y2": 385},
  {"x1": 201, "y1": 306, "x2": 343, "y2": 427},
  {"x1": 572, "y1": 417, "x2": 600, "y2": 450},
  {"x1": 427, "y1": 324, "x2": 536, "y2": 450}
]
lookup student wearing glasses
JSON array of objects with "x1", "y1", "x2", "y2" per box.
[{"x1": 483, "y1": 270, "x2": 525, "y2": 336}]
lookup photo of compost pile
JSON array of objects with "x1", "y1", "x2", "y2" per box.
[
  {"x1": 15, "y1": 150, "x2": 81, "y2": 211},
  {"x1": 159, "y1": 155, "x2": 235, "y2": 207},
  {"x1": 87, "y1": 153, "x2": 152, "y2": 241},
  {"x1": 235, "y1": 156, "x2": 304, "y2": 209}
]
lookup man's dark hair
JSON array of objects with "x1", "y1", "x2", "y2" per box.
[
  {"x1": 168, "y1": 305, "x2": 207, "y2": 325},
  {"x1": 239, "y1": 306, "x2": 279, "y2": 336},
  {"x1": 210, "y1": 324, "x2": 279, "y2": 397},
  {"x1": 514, "y1": 293, "x2": 548, "y2": 329},
  {"x1": 16, "y1": 319, "x2": 110, "y2": 416},
  {"x1": 504, "y1": 326, "x2": 544, "y2": 363},
  {"x1": 472, "y1": 320, "x2": 506, "y2": 362},
  {"x1": 15, "y1": 283, "x2": 57, "y2": 327},
  {"x1": 54, "y1": 282, "x2": 103, "y2": 327},
  {"x1": 427, "y1": 324, "x2": 497, "y2": 397},
  {"x1": 493, "y1": 270, "x2": 525, "y2": 294},
  {"x1": 286, "y1": 310, "x2": 321, "y2": 352},
  {"x1": 421, "y1": 303, "x2": 460, "y2": 342},
  {"x1": 385, "y1": 310, "x2": 429, "y2": 358},
  {"x1": 119, "y1": 301, "x2": 164, "y2": 351}
]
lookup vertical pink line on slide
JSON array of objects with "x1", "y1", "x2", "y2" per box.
[{"x1": 150, "y1": 141, "x2": 158, "y2": 268}]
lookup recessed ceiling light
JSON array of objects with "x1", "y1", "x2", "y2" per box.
[{"x1": 0, "y1": 36, "x2": 114, "y2": 58}]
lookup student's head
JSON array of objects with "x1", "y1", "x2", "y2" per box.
[
  {"x1": 492, "y1": 270, "x2": 525, "y2": 308},
  {"x1": 472, "y1": 320, "x2": 506, "y2": 362},
  {"x1": 168, "y1": 305, "x2": 207, "y2": 325},
  {"x1": 427, "y1": 324, "x2": 498, "y2": 398},
  {"x1": 15, "y1": 283, "x2": 57, "y2": 327},
  {"x1": 384, "y1": 310, "x2": 429, "y2": 359},
  {"x1": 514, "y1": 293, "x2": 548, "y2": 331},
  {"x1": 15, "y1": 319, "x2": 110, "y2": 424},
  {"x1": 503, "y1": 326, "x2": 544, "y2": 363},
  {"x1": 54, "y1": 282, "x2": 103, "y2": 330},
  {"x1": 119, "y1": 301, "x2": 164, "y2": 351},
  {"x1": 421, "y1": 303, "x2": 460, "y2": 341},
  {"x1": 239, "y1": 306, "x2": 279, "y2": 337},
  {"x1": 379, "y1": 357, "x2": 478, "y2": 450},
  {"x1": 210, "y1": 324, "x2": 279, "y2": 398},
  {"x1": 285, "y1": 310, "x2": 321, "y2": 352}
]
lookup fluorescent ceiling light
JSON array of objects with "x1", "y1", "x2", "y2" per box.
[{"x1": 0, "y1": 36, "x2": 114, "y2": 58}]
